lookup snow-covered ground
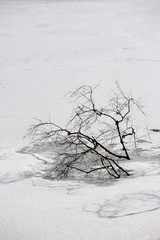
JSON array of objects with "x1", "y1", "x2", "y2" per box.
[
  {"x1": 0, "y1": 135, "x2": 160, "y2": 240},
  {"x1": 0, "y1": 0, "x2": 160, "y2": 239}
]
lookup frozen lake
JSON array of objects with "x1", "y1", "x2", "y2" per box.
[{"x1": 0, "y1": 0, "x2": 160, "y2": 148}]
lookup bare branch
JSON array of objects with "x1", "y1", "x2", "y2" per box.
[{"x1": 26, "y1": 84, "x2": 143, "y2": 180}]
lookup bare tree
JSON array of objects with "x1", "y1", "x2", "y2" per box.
[{"x1": 27, "y1": 84, "x2": 143, "y2": 180}]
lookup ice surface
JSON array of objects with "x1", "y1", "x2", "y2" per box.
[{"x1": 1, "y1": 0, "x2": 160, "y2": 148}]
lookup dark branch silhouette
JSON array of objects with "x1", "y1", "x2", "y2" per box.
[{"x1": 27, "y1": 84, "x2": 143, "y2": 180}]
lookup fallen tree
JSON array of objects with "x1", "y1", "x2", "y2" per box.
[{"x1": 27, "y1": 84, "x2": 143, "y2": 179}]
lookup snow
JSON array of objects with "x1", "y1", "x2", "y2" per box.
[
  {"x1": 0, "y1": 0, "x2": 160, "y2": 239},
  {"x1": 1, "y1": 0, "x2": 160, "y2": 148},
  {"x1": 1, "y1": 140, "x2": 160, "y2": 240}
]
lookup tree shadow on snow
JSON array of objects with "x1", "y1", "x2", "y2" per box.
[
  {"x1": 83, "y1": 192, "x2": 160, "y2": 219},
  {"x1": 0, "y1": 170, "x2": 42, "y2": 184}
]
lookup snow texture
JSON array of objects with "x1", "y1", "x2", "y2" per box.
[{"x1": 0, "y1": 0, "x2": 160, "y2": 239}]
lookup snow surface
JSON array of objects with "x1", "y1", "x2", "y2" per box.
[
  {"x1": 0, "y1": 0, "x2": 160, "y2": 239},
  {"x1": 1, "y1": 136, "x2": 160, "y2": 240},
  {"x1": 1, "y1": 0, "x2": 160, "y2": 148}
]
